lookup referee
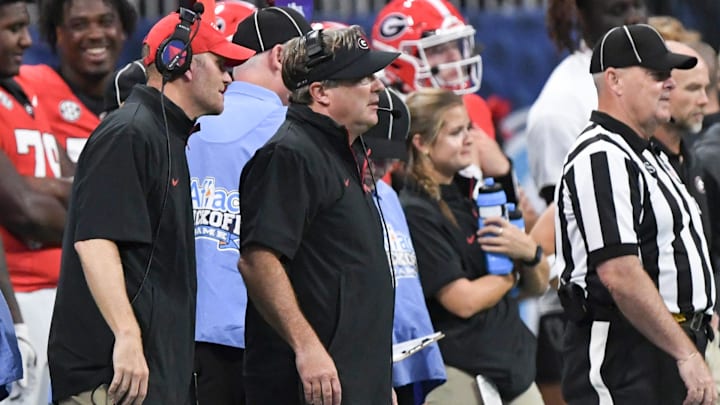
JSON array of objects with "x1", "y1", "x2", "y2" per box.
[{"x1": 555, "y1": 24, "x2": 717, "y2": 405}]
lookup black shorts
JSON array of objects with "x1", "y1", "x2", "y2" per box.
[{"x1": 535, "y1": 312, "x2": 566, "y2": 383}]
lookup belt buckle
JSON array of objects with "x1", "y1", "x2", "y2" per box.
[
  {"x1": 689, "y1": 313, "x2": 704, "y2": 332},
  {"x1": 672, "y1": 313, "x2": 687, "y2": 323}
]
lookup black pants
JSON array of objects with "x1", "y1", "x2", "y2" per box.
[
  {"x1": 561, "y1": 316, "x2": 708, "y2": 405},
  {"x1": 394, "y1": 383, "x2": 416, "y2": 405},
  {"x1": 191, "y1": 342, "x2": 245, "y2": 405},
  {"x1": 536, "y1": 312, "x2": 567, "y2": 383},
  {"x1": 244, "y1": 373, "x2": 304, "y2": 405}
]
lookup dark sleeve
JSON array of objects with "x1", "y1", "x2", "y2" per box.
[
  {"x1": 539, "y1": 186, "x2": 555, "y2": 206},
  {"x1": 704, "y1": 170, "x2": 720, "y2": 311},
  {"x1": 494, "y1": 159, "x2": 518, "y2": 204},
  {"x1": 71, "y1": 125, "x2": 153, "y2": 244},
  {"x1": 403, "y1": 202, "x2": 465, "y2": 298},
  {"x1": 239, "y1": 145, "x2": 315, "y2": 260},
  {"x1": 693, "y1": 138, "x2": 720, "y2": 310}
]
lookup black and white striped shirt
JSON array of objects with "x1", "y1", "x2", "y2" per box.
[{"x1": 554, "y1": 111, "x2": 715, "y2": 314}]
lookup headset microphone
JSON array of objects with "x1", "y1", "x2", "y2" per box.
[
  {"x1": 193, "y1": 2, "x2": 204, "y2": 15},
  {"x1": 377, "y1": 106, "x2": 401, "y2": 119}
]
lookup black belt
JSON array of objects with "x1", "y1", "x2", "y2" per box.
[{"x1": 672, "y1": 312, "x2": 710, "y2": 332}]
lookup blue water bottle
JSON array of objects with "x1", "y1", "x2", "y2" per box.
[
  {"x1": 507, "y1": 203, "x2": 524, "y2": 232},
  {"x1": 476, "y1": 178, "x2": 513, "y2": 275}
]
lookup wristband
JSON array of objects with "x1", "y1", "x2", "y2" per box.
[{"x1": 522, "y1": 245, "x2": 543, "y2": 267}]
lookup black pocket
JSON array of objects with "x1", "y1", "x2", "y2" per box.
[{"x1": 558, "y1": 283, "x2": 591, "y2": 323}]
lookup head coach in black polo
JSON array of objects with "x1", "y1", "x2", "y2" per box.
[
  {"x1": 555, "y1": 23, "x2": 717, "y2": 405},
  {"x1": 238, "y1": 26, "x2": 400, "y2": 405}
]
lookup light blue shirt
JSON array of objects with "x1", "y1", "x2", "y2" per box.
[
  {"x1": 0, "y1": 293, "x2": 21, "y2": 399},
  {"x1": 375, "y1": 181, "x2": 446, "y2": 393},
  {"x1": 188, "y1": 81, "x2": 286, "y2": 348}
]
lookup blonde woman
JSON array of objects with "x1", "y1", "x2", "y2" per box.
[{"x1": 399, "y1": 88, "x2": 548, "y2": 404}]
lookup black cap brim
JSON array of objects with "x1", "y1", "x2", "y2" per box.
[
  {"x1": 327, "y1": 50, "x2": 400, "y2": 81},
  {"x1": 645, "y1": 51, "x2": 697, "y2": 71}
]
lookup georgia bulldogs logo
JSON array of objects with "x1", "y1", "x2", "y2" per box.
[
  {"x1": 357, "y1": 37, "x2": 369, "y2": 50},
  {"x1": 59, "y1": 100, "x2": 81, "y2": 122},
  {"x1": 215, "y1": 16, "x2": 227, "y2": 33},
  {"x1": 379, "y1": 13, "x2": 408, "y2": 40}
]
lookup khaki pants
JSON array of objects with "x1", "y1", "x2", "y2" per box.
[
  {"x1": 425, "y1": 365, "x2": 545, "y2": 404},
  {"x1": 705, "y1": 327, "x2": 720, "y2": 404},
  {"x1": 58, "y1": 385, "x2": 110, "y2": 405}
]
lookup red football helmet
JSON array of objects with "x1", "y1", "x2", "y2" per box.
[
  {"x1": 371, "y1": 0, "x2": 482, "y2": 95},
  {"x1": 215, "y1": 0, "x2": 257, "y2": 39}
]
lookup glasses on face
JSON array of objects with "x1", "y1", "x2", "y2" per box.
[{"x1": 646, "y1": 69, "x2": 672, "y2": 82}]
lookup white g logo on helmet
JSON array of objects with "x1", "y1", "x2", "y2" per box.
[{"x1": 379, "y1": 13, "x2": 408, "y2": 40}]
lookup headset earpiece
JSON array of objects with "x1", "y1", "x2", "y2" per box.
[
  {"x1": 156, "y1": 7, "x2": 202, "y2": 81},
  {"x1": 304, "y1": 29, "x2": 332, "y2": 69}
]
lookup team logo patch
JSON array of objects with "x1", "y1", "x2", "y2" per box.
[
  {"x1": 357, "y1": 37, "x2": 369, "y2": 50},
  {"x1": 643, "y1": 161, "x2": 656, "y2": 175},
  {"x1": 59, "y1": 100, "x2": 81, "y2": 122},
  {"x1": 694, "y1": 175, "x2": 706, "y2": 194},
  {"x1": 215, "y1": 16, "x2": 227, "y2": 33},
  {"x1": 0, "y1": 92, "x2": 12, "y2": 110},
  {"x1": 379, "y1": 13, "x2": 408, "y2": 40}
]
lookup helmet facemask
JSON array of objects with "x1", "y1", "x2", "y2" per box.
[{"x1": 398, "y1": 25, "x2": 482, "y2": 94}]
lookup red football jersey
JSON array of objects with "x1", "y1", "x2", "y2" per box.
[
  {"x1": 17, "y1": 65, "x2": 100, "y2": 162},
  {"x1": 0, "y1": 81, "x2": 62, "y2": 292},
  {"x1": 463, "y1": 93, "x2": 496, "y2": 140}
]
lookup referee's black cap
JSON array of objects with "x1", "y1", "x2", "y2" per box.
[
  {"x1": 590, "y1": 24, "x2": 697, "y2": 74},
  {"x1": 232, "y1": 6, "x2": 312, "y2": 53},
  {"x1": 363, "y1": 87, "x2": 409, "y2": 162}
]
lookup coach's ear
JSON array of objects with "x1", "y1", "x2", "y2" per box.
[{"x1": 308, "y1": 81, "x2": 331, "y2": 107}]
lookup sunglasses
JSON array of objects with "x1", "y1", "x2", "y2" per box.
[{"x1": 646, "y1": 69, "x2": 672, "y2": 82}]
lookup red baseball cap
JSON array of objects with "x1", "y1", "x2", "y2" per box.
[{"x1": 143, "y1": 11, "x2": 255, "y2": 67}]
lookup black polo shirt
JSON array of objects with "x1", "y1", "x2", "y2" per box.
[
  {"x1": 650, "y1": 137, "x2": 711, "y2": 247},
  {"x1": 49, "y1": 85, "x2": 196, "y2": 403},
  {"x1": 399, "y1": 180, "x2": 536, "y2": 400},
  {"x1": 240, "y1": 104, "x2": 394, "y2": 403},
  {"x1": 693, "y1": 123, "x2": 720, "y2": 310}
]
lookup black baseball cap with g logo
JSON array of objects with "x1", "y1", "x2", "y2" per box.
[
  {"x1": 284, "y1": 29, "x2": 400, "y2": 90},
  {"x1": 589, "y1": 24, "x2": 697, "y2": 74}
]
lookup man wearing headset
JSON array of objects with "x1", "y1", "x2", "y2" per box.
[
  {"x1": 239, "y1": 26, "x2": 399, "y2": 405},
  {"x1": 188, "y1": 6, "x2": 312, "y2": 404},
  {"x1": 48, "y1": 9, "x2": 254, "y2": 405}
]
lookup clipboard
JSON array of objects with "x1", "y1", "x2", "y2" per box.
[
  {"x1": 392, "y1": 331, "x2": 445, "y2": 363},
  {"x1": 475, "y1": 374, "x2": 502, "y2": 405}
]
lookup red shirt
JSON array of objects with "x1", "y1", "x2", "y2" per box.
[
  {"x1": 0, "y1": 80, "x2": 62, "y2": 291},
  {"x1": 17, "y1": 65, "x2": 100, "y2": 162},
  {"x1": 463, "y1": 93, "x2": 496, "y2": 140}
]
